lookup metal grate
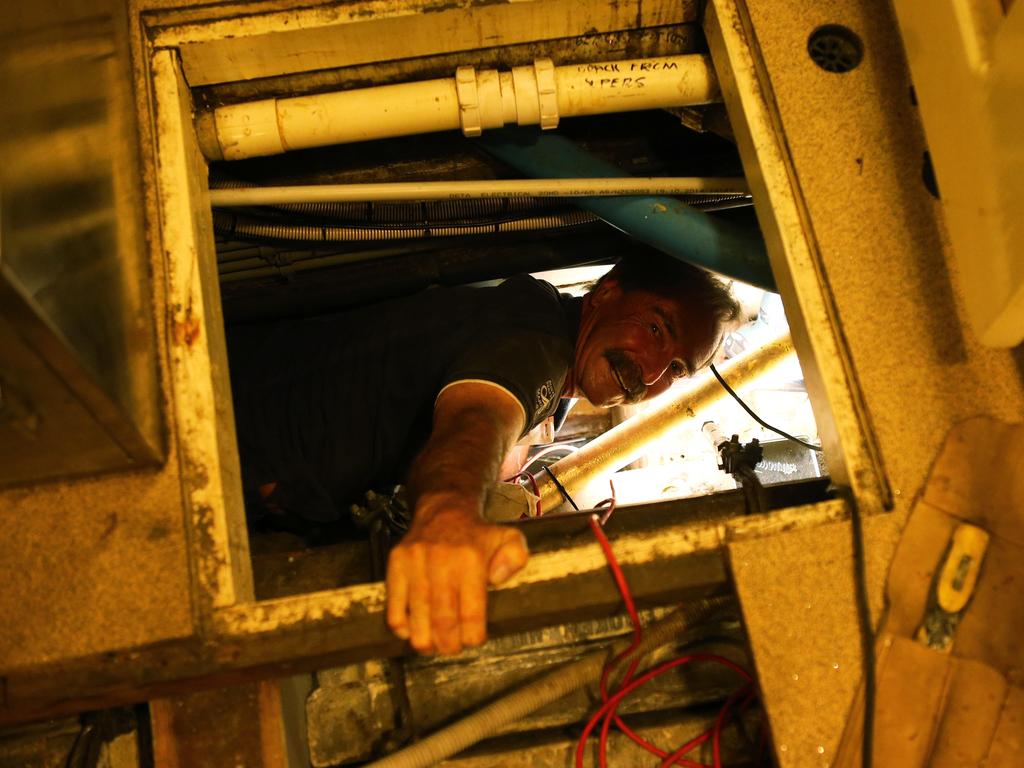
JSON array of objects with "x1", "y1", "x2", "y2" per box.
[{"x1": 807, "y1": 25, "x2": 863, "y2": 73}]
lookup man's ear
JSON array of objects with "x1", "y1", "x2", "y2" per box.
[{"x1": 590, "y1": 277, "x2": 622, "y2": 308}]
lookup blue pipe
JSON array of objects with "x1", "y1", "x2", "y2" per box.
[{"x1": 475, "y1": 128, "x2": 775, "y2": 291}]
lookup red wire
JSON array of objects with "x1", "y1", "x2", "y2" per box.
[
  {"x1": 589, "y1": 514, "x2": 639, "y2": 640},
  {"x1": 659, "y1": 731, "x2": 713, "y2": 768},
  {"x1": 590, "y1": 511, "x2": 648, "y2": 767},
  {"x1": 578, "y1": 481, "x2": 756, "y2": 768},
  {"x1": 712, "y1": 686, "x2": 756, "y2": 767},
  {"x1": 575, "y1": 653, "x2": 752, "y2": 767},
  {"x1": 589, "y1": 485, "x2": 653, "y2": 761},
  {"x1": 589, "y1": 486, "x2": 649, "y2": 768}
]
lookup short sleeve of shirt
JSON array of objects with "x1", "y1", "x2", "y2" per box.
[
  {"x1": 438, "y1": 278, "x2": 574, "y2": 436},
  {"x1": 440, "y1": 330, "x2": 572, "y2": 435}
]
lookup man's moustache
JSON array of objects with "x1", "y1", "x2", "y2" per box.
[{"x1": 605, "y1": 350, "x2": 646, "y2": 403}]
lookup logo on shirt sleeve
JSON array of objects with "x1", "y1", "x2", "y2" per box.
[{"x1": 535, "y1": 379, "x2": 555, "y2": 411}]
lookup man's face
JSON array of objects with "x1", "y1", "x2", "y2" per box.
[{"x1": 573, "y1": 279, "x2": 712, "y2": 408}]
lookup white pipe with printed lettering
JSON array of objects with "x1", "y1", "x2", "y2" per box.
[{"x1": 196, "y1": 55, "x2": 719, "y2": 162}]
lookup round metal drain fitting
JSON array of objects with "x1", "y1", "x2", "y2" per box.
[{"x1": 808, "y1": 25, "x2": 863, "y2": 73}]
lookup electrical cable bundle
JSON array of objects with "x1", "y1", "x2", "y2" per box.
[{"x1": 578, "y1": 482, "x2": 758, "y2": 768}]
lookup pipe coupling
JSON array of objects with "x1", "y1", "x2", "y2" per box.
[
  {"x1": 455, "y1": 66, "x2": 482, "y2": 137},
  {"x1": 457, "y1": 61, "x2": 560, "y2": 137},
  {"x1": 533, "y1": 58, "x2": 559, "y2": 129}
]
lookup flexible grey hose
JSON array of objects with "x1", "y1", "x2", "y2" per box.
[
  {"x1": 212, "y1": 208, "x2": 598, "y2": 244},
  {"x1": 209, "y1": 179, "x2": 576, "y2": 222},
  {"x1": 365, "y1": 596, "x2": 730, "y2": 768}
]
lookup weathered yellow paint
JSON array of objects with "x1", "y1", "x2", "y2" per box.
[
  {"x1": 151, "y1": 50, "x2": 253, "y2": 610},
  {"x1": 214, "y1": 499, "x2": 847, "y2": 639},
  {"x1": 215, "y1": 585, "x2": 388, "y2": 636}
]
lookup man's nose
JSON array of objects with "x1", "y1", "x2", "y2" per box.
[{"x1": 641, "y1": 355, "x2": 673, "y2": 386}]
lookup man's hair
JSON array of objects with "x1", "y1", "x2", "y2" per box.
[{"x1": 602, "y1": 249, "x2": 743, "y2": 369}]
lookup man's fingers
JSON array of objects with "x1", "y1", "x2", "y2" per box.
[
  {"x1": 385, "y1": 548, "x2": 410, "y2": 640},
  {"x1": 487, "y1": 528, "x2": 529, "y2": 585},
  {"x1": 459, "y1": 550, "x2": 488, "y2": 648},
  {"x1": 430, "y1": 578, "x2": 461, "y2": 655},
  {"x1": 407, "y1": 546, "x2": 433, "y2": 653},
  {"x1": 385, "y1": 524, "x2": 527, "y2": 654}
]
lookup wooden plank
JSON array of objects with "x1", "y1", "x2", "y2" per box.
[
  {"x1": 151, "y1": 50, "x2": 254, "y2": 609},
  {"x1": 150, "y1": 681, "x2": 289, "y2": 768},
  {"x1": 148, "y1": 0, "x2": 696, "y2": 86},
  {"x1": 192, "y1": 25, "x2": 701, "y2": 108},
  {"x1": 0, "y1": 491, "x2": 840, "y2": 726}
]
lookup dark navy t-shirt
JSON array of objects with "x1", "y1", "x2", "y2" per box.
[{"x1": 227, "y1": 275, "x2": 581, "y2": 523}]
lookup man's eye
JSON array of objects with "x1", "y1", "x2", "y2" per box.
[
  {"x1": 670, "y1": 361, "x2": 686, "y2": 378},
  {"x1": 649, "y1": 323, "x2": 660, "y2": 336}
]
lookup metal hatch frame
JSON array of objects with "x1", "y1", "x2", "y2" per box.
[{"x1": 1, "y1": 0, "x2": 892, "y2": 741}]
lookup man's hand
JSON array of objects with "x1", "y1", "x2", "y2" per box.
[
  {"x1": 386, "y1": 500, "x2": 528, "y2": 655},
  {"x1": 386, "y1": 380, "x2": 528, "y2": 654}
]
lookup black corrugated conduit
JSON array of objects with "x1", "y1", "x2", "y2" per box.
[
  {"x1": 274, "y1": 196, "x2": 569, "y2": 223},
  {"x1": 212, "y1": 208, "x2": 600, "y2": 245}
]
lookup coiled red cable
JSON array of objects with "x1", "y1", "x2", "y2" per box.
[{"x1": 577, "y1": 482, "x2": 755, "y2": 768}]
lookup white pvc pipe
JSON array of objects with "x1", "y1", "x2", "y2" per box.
[
  {"x1": 197, "y1": 54, "x2": 719, "y2": 161},
  {"x1": 555, "y1": 56, "x2": 718, "y2": 117},
  {"x1": 203, "y1": 79, "x2": 461, "y2": 160},
  {"x1": 208, "y1": 177, "x2": 750, "y2": 206}
]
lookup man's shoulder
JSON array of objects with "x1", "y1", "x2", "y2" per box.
[
  {"x1": 492, "y1": 274, "x2": 577, "y2": 320},
  {"x1": 497, "y1": 273, "x2": 560, "y2": 299}
]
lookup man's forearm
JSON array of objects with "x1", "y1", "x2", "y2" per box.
[
  {"x1": 386, "y1": 382, "x2": 529, "y2": 655},
  {"x1": 405, "y1": 404, "x2": 515, "y2": 519}
]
